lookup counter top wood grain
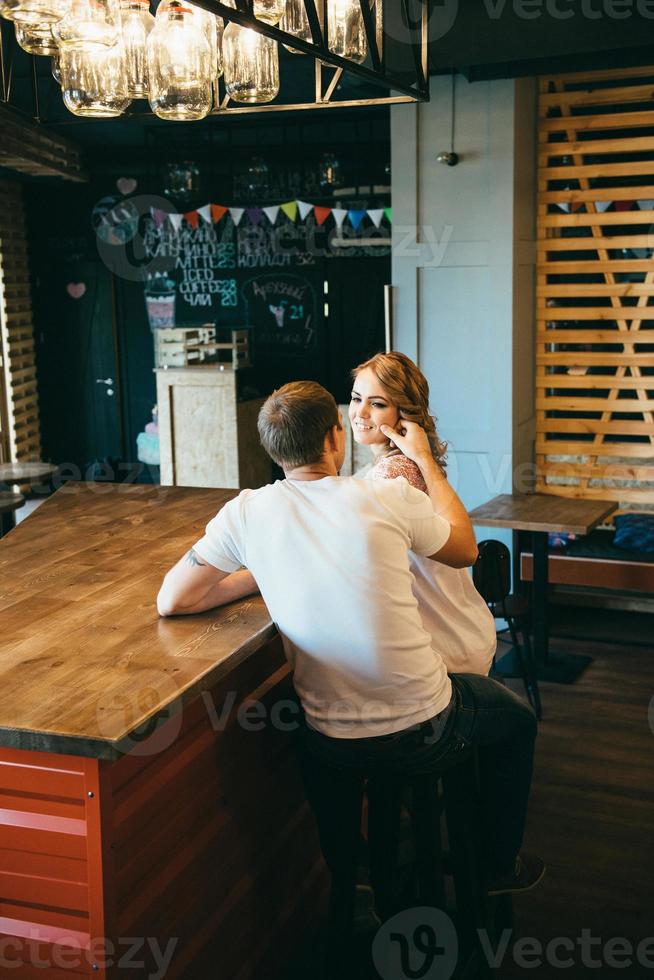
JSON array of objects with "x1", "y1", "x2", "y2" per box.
[{"x1": 0, "y1": 483, "x2": 275, "y2": 758}]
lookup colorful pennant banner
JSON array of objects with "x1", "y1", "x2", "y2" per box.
[{"x1": 151, "y1": 198, "x2": 393, "y2": 233}]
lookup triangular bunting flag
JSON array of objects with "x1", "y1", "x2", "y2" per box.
[
  {"x1": 314, "y1": 206, "x2": 331, "y2": 226},
  {"x1": 557, "y1": 202, "x2": 571, "y2": 214},
  {"x1": 197, "y1": 204, "x2": 212, "y2": 224},
  {"x1": 332, "y1": 208, "x2": 347, "y2": 230},
  {"x1": 169, "y1": 214, "x2": 183, "y2": 232},
  {"x1": 230, "y1": 207, "x2": 245, "y2": 226},
  {"x1": 348, "y1": 209, "x2": 366, "y2": 232},
  {"x1": 211, "y1": 204, "x2": 228, "y2": 224},
  {"x1": 184, "y1": 210, "x2": 199, "y2": 230},
  {"x1": 368, "y1": 208, "x2": 385, "y2": 229},
  {"x1": 384, "y1": 207, "x2": 392, "y2": 224},
  {"x1": 150, "y1": 207, "x2": 167, "y2": 229},
  {"x1": 615, "y1": 200, "x2": 635, "y2": 212},
  {"x1": 263, "y1": 205, "x2": 280, "y2": 224},
  {"x1": 247, "y1": 207, "x2": 263, "y2": 226},
  {"x1": 594, "y1": 200, "x2": 612, "y2": 213},
  {"x1": 638, "y1": 199, "x2": 654, "y2": 211},
  {"x1": 297, "y1": 200, "x2": 313, "y2": 221},
  {"x1": 281, "y1": 201, "x2": 298, "y2": 222}
]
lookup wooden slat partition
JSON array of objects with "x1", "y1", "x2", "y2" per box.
[
  {"x1": 0, "y1": 105, "x2": 86, "y2": 182},
  {"x1": 0, "y1": 181, "x2": 42, "y2": 462},
  {"x1": 536, "y1": 66, "x2": 654, "y2": 511}
]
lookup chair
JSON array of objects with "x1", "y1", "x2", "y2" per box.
[
  {"x1": 307, "y1": 749, "x2": 493, "y2": 979},
  {"x1": 473, "y1": 539, "x2": 542, "y2": 720}
]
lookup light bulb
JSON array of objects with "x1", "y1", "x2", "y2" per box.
[
  {"x1": 327, "y1": 0, "x2": 366, "y2": 63},
  {"x1": 120, "y1": 0, "x2": 154, "y2": 98},
  {"x1": 223, "y1": 20, "x2": 279, "y2": 104},
  {"x1": 147, "y1": 0, "x2": 212, "y2": 121}
]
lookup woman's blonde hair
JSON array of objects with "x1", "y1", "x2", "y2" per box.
[{"x1": 351, "y1": 351, "x2": 447, "y2": 472}]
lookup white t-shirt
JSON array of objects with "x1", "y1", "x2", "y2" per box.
[
  {"x1": 193, "y1": 476, "x2": 453, "y2": 738},
  {"x1": 357, "y1": 458, "x2": 496, "y2": 676}
]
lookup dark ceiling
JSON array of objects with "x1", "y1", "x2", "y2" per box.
[{"x1": 2, "y1": 0, "x2": 654, "y2": 160}]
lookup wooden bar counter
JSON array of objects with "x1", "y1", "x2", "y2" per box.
[{"x1": 0, "y1": 483, "x2": 326, "y2": 979}]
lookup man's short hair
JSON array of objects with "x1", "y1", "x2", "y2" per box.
[{"x1": 257, "y1": 381, "x2": 341, "y2": 469}]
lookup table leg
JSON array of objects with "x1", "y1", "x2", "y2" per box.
[{"x1": 531, "y1": 530, "x2": 593, "y2": 684}]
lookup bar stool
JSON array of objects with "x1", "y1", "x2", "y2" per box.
[
  {"x1": 473, "y1": 539, "x2": 542, "y2": 720},
  {"x1": 304, "y1": 743, "x2": 492, "y2": 979}
]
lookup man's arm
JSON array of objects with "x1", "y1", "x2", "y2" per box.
[
  {"x1": 380, "y1": 421, "x2": 479, "y2": 568},
  {"x1": 157, "y1": 548, "x2": 259, "y2": 617}
]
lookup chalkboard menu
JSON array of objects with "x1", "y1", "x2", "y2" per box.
[{"x1": 142, "y1": 217, "x2": 321, "y2": 353}]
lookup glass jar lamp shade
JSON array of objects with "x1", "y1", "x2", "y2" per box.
[
  {"x1": 54, "y1": 0, "x2": 120, "y2": 49},
  {"x1": 15, "y1": 22, "x2": 58, "y2": 53},
  {"x1": 327, "y1": 0, "x2": 367, "y2": 63},
  {"x1": 188, "y1": 3, "x2": 223, "y2": 79},
  {"x1": 119, "y1": 0, "x2": 154, "y2": 98},
  {"x1": 146, "y1": 1, "x2": 212, "y2": 121},
  {"x1": 222, "y1": 0, "x2": 283, "y2": 25},
  {"x1": 7, "y1": 0, "x2": 68, "y2": 26},
  {"x1": 59, "y1": 41, "x2": 131, "y2": 116},
  {"x1": 223, "y1": 22, "x2": 278, "y2": 104},
  {"x1": 280, "y1": 0, "x2": 312, "y2": 53}
]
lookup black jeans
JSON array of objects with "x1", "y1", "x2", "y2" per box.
[{"x1": 297, "y1": 673, "x2": 537, "y2": 875}]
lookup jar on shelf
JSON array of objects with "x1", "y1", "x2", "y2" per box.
[
  {"x1": 119, "y1": 0, "x2": 154, "y2": 98},
  {"x1": 223, "y1": 21, "x2": 279, "y2": 104},
  {"x1": 146, "y1": 0, "x2": 212, "y2": 121},
  {"x1": 59, "y1": 39, "x2": 131, "y2": 116}
]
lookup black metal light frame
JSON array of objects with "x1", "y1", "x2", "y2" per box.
[
  {"x1": 0, "y1": 0, "x2": 429, "y2": 122},
  {"x1": 193, "y1": 0, "x2": 430, "y2": 115}
]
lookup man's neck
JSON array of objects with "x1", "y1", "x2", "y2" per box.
[{"x1": 284, "y1": 458, "x2": 339, "y2": 481}]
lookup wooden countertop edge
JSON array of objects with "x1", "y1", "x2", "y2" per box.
[{"x1": 0, "y1": 619, "x2": 279, "y2": 761}]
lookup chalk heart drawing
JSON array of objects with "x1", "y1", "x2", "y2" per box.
[
  {"x1": 67, "y1": 282, "x2": 86, "y2": 300},
  {"x1": 116, "y1": 176, "x2": 137, "y2": 195}
]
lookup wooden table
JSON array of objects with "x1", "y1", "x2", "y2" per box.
[
  {"x1": 469, "y1": 493, "x2": 617, "y2": 682},
  {"x1": 0, "y1": 483, "x2": 325, "y2": 979}
]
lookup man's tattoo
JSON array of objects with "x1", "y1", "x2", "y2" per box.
[{"x1": 185, "y1": 548, "x2": 208, "y2": 567}]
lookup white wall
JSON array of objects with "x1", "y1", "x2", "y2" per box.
[{"x1": 391, "y1": 75, "x2": 537, "y2": 549}]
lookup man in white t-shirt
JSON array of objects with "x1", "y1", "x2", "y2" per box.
[{"x1": 157, "y1": 381, "x2": 543, "y2": 897}]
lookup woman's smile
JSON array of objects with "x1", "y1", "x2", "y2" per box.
[{"x1": 349, "y1": 367, "x2": 400, "y2": 447}]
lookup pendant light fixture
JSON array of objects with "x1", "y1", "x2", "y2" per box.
[
  {"x1": 146, "y1": 0, "x2": 213, "y2": 121},
  {"x1": 223, "y1": 20, "x2": 279, "y2": 104},
  {"x1": 59, "y1": 39, "x2": 131, "y2": 116},
  {"x1": 119, "y1": 0, "x2": 155, "y2": 98},
  {"x1": 327, "y1": 0, "x2": 367, "y2": 63}
]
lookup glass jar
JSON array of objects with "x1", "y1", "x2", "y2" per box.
[
  {"x1": 146, "y1": 0, "x2": 212, "y2": 121},
  {"x1": 222, "y1": 0, "x2": 283, "y2": 25},
  {"x1": 223, "y1": 21, "x2": 278, "y2": 104},
  {"x1": 54, "y1": 0, "x2": 120, "y2": 49},
  {"x1": 59, "y1": 40, "x2": 131, "y2": 116},
  {"x1": 189, "y1": 2, "x2": 223, "y2": 79},
  {"x1": 327, "y1": 0, "x2": 367, "y2": 63},
  {"x1": 280, "y1": 0, "x2": 312, "y2": 53},
  {"x1": 6, "y1": 0, "x2": 68, "y2": 26},
  {"x1": 119, "y1": 0, "x2": 154, "y2": 98},
  {"x1": 15, "y1": 21, "x2": 58, "y2": 53},
  {"x1": 52, "y1": 51, "x2": 61, "y2": 81}
]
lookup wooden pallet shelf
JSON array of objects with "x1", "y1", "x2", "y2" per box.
[{"x1": 536, "y1": 67, "x2": 654, "y2": 509}]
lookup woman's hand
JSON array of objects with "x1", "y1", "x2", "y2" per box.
[{"x1": 380, "y1": 419, "x2": 432, "y2": 467}]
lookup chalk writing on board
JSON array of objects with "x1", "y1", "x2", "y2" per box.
[{"x1": 242, "y1": 274, "x2": 318, "y2": 353}]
